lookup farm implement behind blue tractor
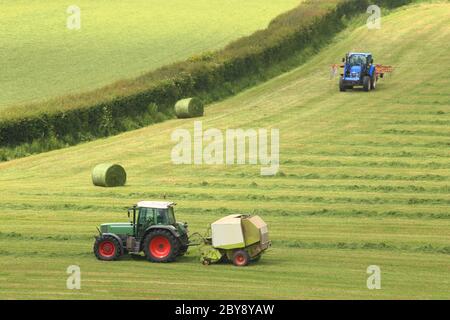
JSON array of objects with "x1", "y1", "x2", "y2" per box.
[{"x1": 333, "y1": 52, "x2": 393, "y2": 92}]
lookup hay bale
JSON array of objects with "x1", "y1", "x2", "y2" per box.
[
  {"x1": 92, "y1": 163, "x2": 127, "y2": 187},
  {"x1": 175, "y1": 97, "x2": 204, "y2": 118}
]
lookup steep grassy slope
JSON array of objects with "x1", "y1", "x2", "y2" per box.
[
  {"x1": 0, "y1": 2, "x2": 449, "y2": 299},
  {"x1": 0, "y1": 0, "x2": 299, "y2": 107}
]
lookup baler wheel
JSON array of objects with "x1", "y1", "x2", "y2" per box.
[
  {"x1": 143, "y1": 229, "x2": 179, "y2": 263},
  {"x1": 94, "y1": 235, "x2": 122, "y2": 261},
  {"x1": 232, "y1": 250, "x2": 250, "y2": 267}
]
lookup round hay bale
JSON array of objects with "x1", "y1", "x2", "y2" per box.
[
  {"x1": 92, "y1": 163, "x2": 127, "y2": 187},
  {"x1": 175, "y1": 97, "x2": 204, "y2": 118}
]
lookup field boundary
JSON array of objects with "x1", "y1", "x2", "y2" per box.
[{"x1": 0, "y1": 0, "x2": 413, "y2": 160}]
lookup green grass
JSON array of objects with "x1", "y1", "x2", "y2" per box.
[
  {"x1": 0, "y1": 1, "x2": 449, "y2": 299},
  {"x1": 0, "y1": 0, "x2": 300, "y2": 108}
]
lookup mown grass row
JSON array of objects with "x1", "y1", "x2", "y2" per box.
[
  {"x1": 0, "y1": 239, "x2": 448, "y2": 257},
  {"x1": 275, "y1": 240, "x2": 450, "y2": 255},
  {"x1": 0, "y1": 205, "x2": 447, "y2": 221},
  {"x1": 3, "y1": 228, "x2": 448, "y2": 257},
  {"x1": 310, "y1": 141, "x2": 450, "y2": 148},
  {"x1": 282, "y1": 159, "x2": 450, "y2": 169},
  {"x1": 301, "y1": 149, "x2": 450, "y2": 158},
  {"x1": 2, "y1": 187, "x2": 449, "y2": 206},
  {"x1": 2, "y1": 199, "x2": 450, "y2": 221}
]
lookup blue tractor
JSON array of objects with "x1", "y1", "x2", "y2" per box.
[{"x1": 339, "y1": 52, "x2": 380, "y2": 92}]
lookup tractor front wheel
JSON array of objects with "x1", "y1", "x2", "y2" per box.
[
  {"x1": 232, "y1": 250, "x2": 250, "y2": 267},
  {"x1": 94, "y1": 235, "x2": 122, "y2": 261},
  {"x1": 144, "y1": 230, "x2": 180, "y2": 263},
  {"x1": 339, "y1": 78, "x2": 346, "y2": 92}
]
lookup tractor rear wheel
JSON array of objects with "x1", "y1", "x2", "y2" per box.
[
  {"x1": 143, "y1": 229, "x2": 180, "y2": 263},
  {"x1": 232, "y1": 250, "x2": 250, "y2": 267},
  {"x1": 94, "y1": 235, "x2": 122, "y2": 261},
  {"x1": 363, "y1": 76, "x2": 371, "y2": 92},
  {"x1": 371, "y1": 76, "x2": 377, "y2": 90}
]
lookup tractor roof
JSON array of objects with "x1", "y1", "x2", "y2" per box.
[
  {"x1": 136, "y1": 201, "x2": 175, "y2": 209},
  {"x1": 349, "y1": 52, "x2": 372, "y2": 56}
]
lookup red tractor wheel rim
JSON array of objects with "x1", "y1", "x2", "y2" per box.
[
  {"x1": 150, "y1": 236, "x2": 171, "y2": 258},
  {"x1": 235, "y1": 254, "x2": 246, "y2": 266},
  {"x1": 99, "y1": 240, "x2": 116, "y2": 258}
]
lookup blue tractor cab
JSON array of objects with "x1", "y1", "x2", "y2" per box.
[{"x1": 339, "y1": 52, "x2": 378, "y2": 92}]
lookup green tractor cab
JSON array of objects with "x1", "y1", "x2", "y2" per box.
[{"x1": 94, "y1": 201, "x2": 189, "y2": 263}]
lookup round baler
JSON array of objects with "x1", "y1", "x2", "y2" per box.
[{"x1": 200, "y1": 214, "x2": 271, "y2": 266}]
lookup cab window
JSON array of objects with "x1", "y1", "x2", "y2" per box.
[
  {"x1": 167, "y1": 207, "x2": 176, "y2": 225},
  {"x1": 349, "y1": 55, "x2": 366, "y2": 66},
  {"x1": 138, "y1": 207, "x2": 155, "y2": 225},
  {"x1": 155, "y1": 207, "x2": 175, "y2": 225},
  {"x1": 155, "y1": 209, "x2": 168, "y2": 224}
]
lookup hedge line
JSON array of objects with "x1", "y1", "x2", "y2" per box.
[{"x1": 0, "y1": 0, "x2": 413, "y2": 159}]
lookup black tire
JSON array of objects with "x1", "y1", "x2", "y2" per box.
[
  {"x1": 371, "y1": 75, "x2": 377, "y2": 90},
  {"x1": 363, "y1": 76, "x2": 371, "y2": 92},
  {"x1": 143, "y1": 229, "x2": 180, "y2": 263},
  {"x1": 232, "y1": 250, "x2": 250, "y2": 267},
  {"x1": 178, "y1": 245, "x2": 188, "y2": 256},
  {"x1": 93, "y1": 235, "x2": 122, "y2": 261},
  {"x1": 178, "y1": 233, "x2": 189, "y2": 256},
  {"x1": 339, "y1": 78, "x2": 346, "y2": 92}
]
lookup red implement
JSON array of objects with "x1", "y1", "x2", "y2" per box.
[{"x1": 375, "y1": 64, "x2": 394, "y2": 76}]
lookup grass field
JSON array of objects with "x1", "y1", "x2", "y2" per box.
[
  {"x1": 0, "y1": 1, "x2": 449, "y2": 299},
  {"x1": 0, "y1": 0, "x2": 299, "y2": 108}
]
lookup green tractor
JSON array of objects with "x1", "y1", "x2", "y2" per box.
[{"x1": 93, "y1": 201, "x2": 189, "y2": 262}]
